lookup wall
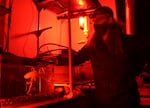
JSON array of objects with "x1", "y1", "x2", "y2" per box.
[
  {"x1": 6, "y1": 0, "x2": 63, "y2": 58},
  {"x1": 134, "y1": 0, "x2": 150, "y2": 38},
  {"x1": 3, "y1": 0, "x2": 116, "y2": 58}
]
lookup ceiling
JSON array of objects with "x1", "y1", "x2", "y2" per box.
[{"x1": 33, "y1": 0, "x2": 101, "y2": 14}]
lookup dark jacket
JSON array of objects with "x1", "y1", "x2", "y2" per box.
[{"x1": 72, "y1": 33, "x2": 144, "y2": 107}]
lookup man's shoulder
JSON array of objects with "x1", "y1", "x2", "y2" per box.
[
  {"x1": 121, "y1": 33, "x2": 137, "y2": 43},
  {"x1": 122, "y1": 34, "x2": 136, "y2": 39},
  {"x1": 121, "y1": 34, "x2": 139, "y2": 49}
]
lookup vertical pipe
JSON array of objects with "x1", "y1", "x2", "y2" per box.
[
  {"x1": 5, "y1": 0, "x2": 12, "y2": 52},
  {"x1": 0, "y1": 0, "x2": 6, "y2": 51},
  {"x1": 125, "y1": 0, "x2": 135, "y2": 35},
  {"x1": 67, "y1": 0, "x2": 73, "y2": 98},
  {"x1": 0, "y1": 55, "x2": 2, "y2": 91},
  {"x1": 37, "y1": 10, "x2": 40, "y2": 57}
]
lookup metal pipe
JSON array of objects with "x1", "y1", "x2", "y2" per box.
[
  {"x1": 5, "y1": 0, "x2": 12, "y2": 52},
  {"x1": 125, "y1": 0, "x2": 135, "y2": 35},
  {"x1": 67, "y1": 0, "x2": 73, "y2": 98}
]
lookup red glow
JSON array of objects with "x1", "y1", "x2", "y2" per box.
[
  {"x1": 79, "y1": 16, "x2": 88, "y2": 35},
  {"x1": 78, "y1": 0, "x2": 84, "y2": 6},
  {"x1": 79, "y1": 16, "x2": 84, "y2": 29}
]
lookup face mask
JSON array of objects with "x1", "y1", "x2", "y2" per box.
[{"x1": 94, "y1": 22, "x2": 109, "y2": 36}]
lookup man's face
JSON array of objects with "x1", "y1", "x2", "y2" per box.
[{"x1": 91, "y1": 14, "x2": 110, "y2": 37}]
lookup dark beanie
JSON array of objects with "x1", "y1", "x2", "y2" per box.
[{"x1": 94, "y1": 6, "x2": 113, "y2": 17}]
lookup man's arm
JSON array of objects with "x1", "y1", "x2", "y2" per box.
[{"x1": 72, "y1": 46, "x2": 90, "y2": 66}]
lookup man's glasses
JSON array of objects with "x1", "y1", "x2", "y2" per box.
[
  {"x1": 89, "y1": 13, "x2": 111, "y2": 19},
  {"x1": 89, "y1": 13, "x2": 96, "y2": 18}
]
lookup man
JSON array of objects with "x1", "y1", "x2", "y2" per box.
[{"x1": 72, "y1": 6, "x2": 142, "y2": 108}]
